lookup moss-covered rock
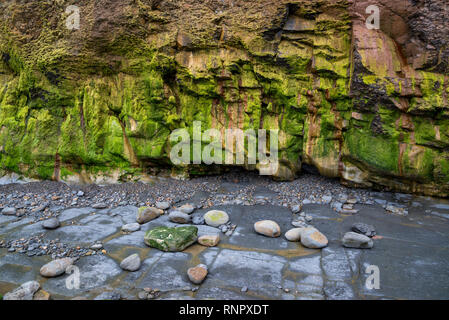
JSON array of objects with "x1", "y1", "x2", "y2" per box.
[
  {"x1": 144, "y1": 226, "x2": 198, "y2": 252},
  {"x1": 0, "y1": 0, "x2": 448, "y2": 196}
]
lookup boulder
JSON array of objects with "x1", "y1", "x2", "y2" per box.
[
  {"x1": 144, "y1": 226, "x2": 198, "y2": 252},
  {"x1": 198, "y1": 234, "x2": 220, "y2": 247}
]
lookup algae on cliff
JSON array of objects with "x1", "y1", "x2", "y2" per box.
[{"x1": 0, "y1": 0, "x2": 448, "y2": 196}]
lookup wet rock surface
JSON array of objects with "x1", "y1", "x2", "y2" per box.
[{"x1": 0, "y1": 173, "x2": 449, "y2": 300}]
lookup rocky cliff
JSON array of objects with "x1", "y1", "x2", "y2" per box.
[{"x1": 0, "y1": 0, "x2": 448, "y2": 196}]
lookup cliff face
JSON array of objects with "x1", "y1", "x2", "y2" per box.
[{"x1": 0, "y1": 0, "x2": 448, "y2": 196}]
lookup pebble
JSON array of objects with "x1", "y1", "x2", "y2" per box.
[
  {"x1": 204, "y1": 210, "x2": 229, "y2": 227},
  {"x1": 241, "y1": 286, "x2": 248, "y2": 293},
  {"x1": 385, "y1": 205, "x2": 408, "y2": 216},
  {"x1": 40, "y1": 258, "x2": 75, "y2": 277},
  {"x1": 192, "y1": 216, "x2": 205, "y2": 225},
  {"x1": 121, "y1": 223, "x2": 141, "y2": 233},
  {"x1": 291, "y1": 204, "x2": 301, "y2": 213},
  {"x1": 77, "y1": 191, "x2": 84, "y2": 197},
  {"x1": 254, "y1": 220, "x2": 281, "y2": 238},
  {"x1": 342, "y1": 232, "x2": 374, "y2": 249},
  {"x1": 169, "y1": 211, "x2": 192, "y2": 224},
  {"x1": 187, "y1": 264, "x2": 208, "y2": 284},
  {"x1": 120, "y1": 254, "x2": 141, "y2": 271},
  {"x1": 300, "y1": 227, "x2": 328, "y2": 249},
  {"x1": 42, "y1": 218, "x2": 60, "y2": 230},
  {"x1": 198, "y1": 234, "x2": 220, "y2": 247}
]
